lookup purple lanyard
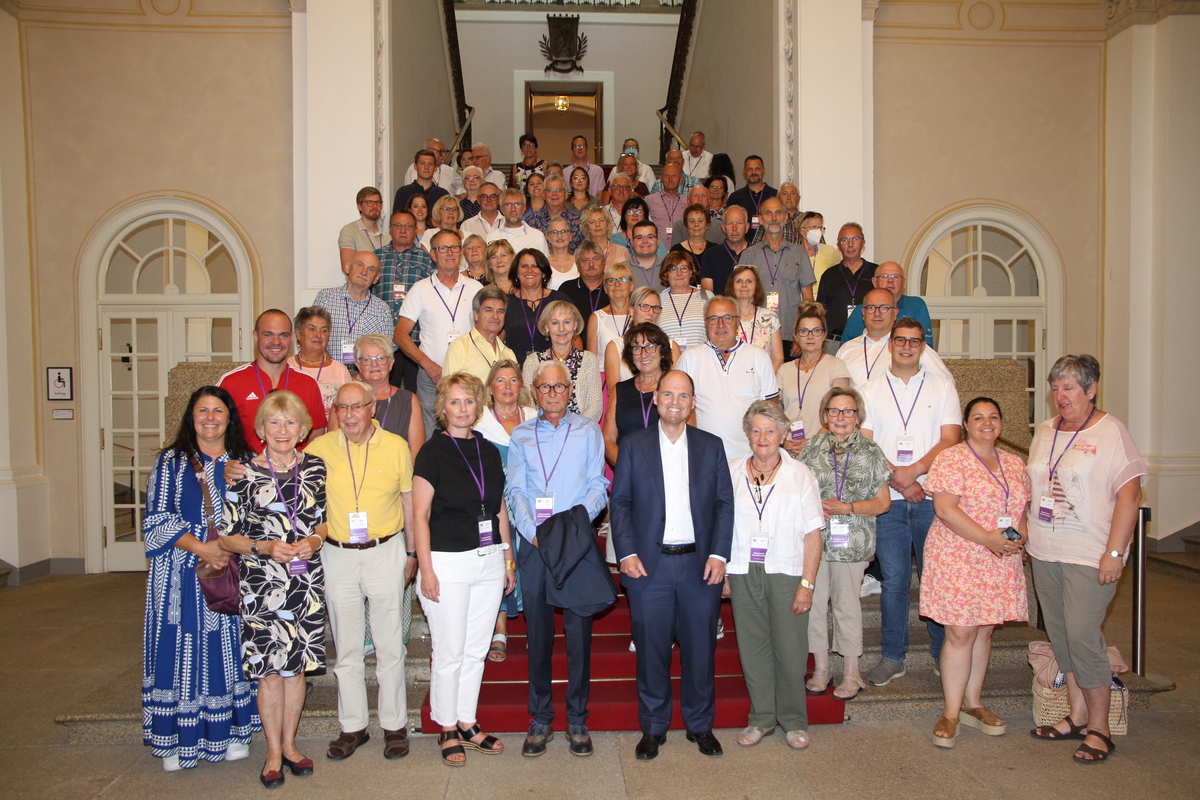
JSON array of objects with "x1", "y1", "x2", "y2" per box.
[
  {"x1": 588, "y1": 285, "x2": 604, "y2": 314},
  {"x1": 832, "y1": 448, "x2": 851, "y2": 502},
  {"x1": 886, "y1": 372, "x2": 926, "y2": 434},
  {"x1": 668, "y1": 290, "x2": 694, "y2": 328},
  {"x1": 723, "y1": 242, "x2": 742, "y2": 263},
  {"x1": 638, "y1": 264, "x2": 656, "y2": 286},
  {"x1": 376, "y1": 388, "x2": 396, "y2": 433},
  {"x1": 469, "y1": 330, "x2": 500, "y2": 367},
  {"x1": 711, "y1": 340, "x2": 742, "y2": 371},
  {"x1": 739, "y1": 314, "x2": 757, "y2": 345},
  {"x1": 534, "y1": 420, "x2": 572, "y2": 491},
  {"x1": 1047, "y1": 406, "x2": 1096, "y2": 485},
  {"x1": 796, "y1": 353, "x2": 824, "y2": 410},
  {"x1": 744, "y1": 476, "x2": 776, "y2": 523},
  {"x1": 748, "y1": 188, "x2": 765, "y2": 214},
  {"x1": 762, "y1": 247, "x2": 785, "y2": 285},
  {"x1": 638, "y1": 386, "x2": 654, "y2": 429},
  {"x1": 519, "y1": 292, "x2": 544, "y2": 343},
  {"x1": 344, "y1": 435, "x2": 371, "y2": 512},
  {"x1": 842, "y1": 264, "x2": 867, "y2": 303},
  {"x1": 661, "y1": 193, "x2": 682, "y2": 221},
  {"x1": 254, "y1": 363, "x2": 291, "y2": 399},
  {"x1": 432, "y1": 277, "x2": 466, "y2": 325},
  {"x1": 966, "y1": 440, "x2": 1011, "y2": 512},
  {"x1": 609, "y1": 311, "x2": 630, "y2": 340},
  {"x1": 448, "y1": 432, "x2": 487, "y2": 505},
  {"x1": 863, "y1": 337, "x2": 886, "y2": 381},
  {"x1": 265, "y1": 457, "x2": 300, "y2": 533},
  {"x1": 343, "y1": 297, "x2": 369, "y2": 336}
]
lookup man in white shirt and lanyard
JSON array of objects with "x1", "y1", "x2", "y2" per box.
[
  {"x1": 484, "y1": 189, "x2": 548, "y2": 256},
  {"x1": 460, "y1": 183, "x2": 504, "y2": 239},
  {"x1": 859, "y1": 318, "x2": 961, "y2": 687},
  {"x1": 394, "y1": 229, "x2": 483, "y2": 439},
  {"x1": 838, "y1": 288, "x2": 953, "y2": 388},
  {"x1": 676, "y1": 297, "x2": 780, "y2": 460},
  {"x1": 683, "y1": 131, "x2": 713, "y2": 181}
]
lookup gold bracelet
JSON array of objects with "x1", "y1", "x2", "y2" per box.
[{"x1": 505, "y1": 560, "x2": 518, "y2": 570}]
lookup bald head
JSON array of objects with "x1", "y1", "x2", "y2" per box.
[
  {"x1": 872, "y1": 261, "x2": 906, "y2": 302},
  {"x1": 687, "y1": 185, "x2": 709, "y2": 205},
  {"x1": 862, "y1": 287, "x2": 898, "y2": 338}
]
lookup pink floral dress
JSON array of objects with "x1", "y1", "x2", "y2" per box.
[{"x1": 920, "y1": 443, "x2": 1031, "y2": 626}]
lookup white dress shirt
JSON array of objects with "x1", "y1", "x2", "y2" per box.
[
  {"x1": 460, "y1": 212, "x2": 505, "y2": 239},
  {"x1": 660, "y1": 424, "x2": 695, "y2": 546},
  {"x1": 682, "y1": 150, "x2": 713, "y2": 180},
  {"x1": 836, "y1": 333, "x2": 954, "y2": 388},
  {"x1": 485, "y1": 223, "x2": 548, "y2": 256}
]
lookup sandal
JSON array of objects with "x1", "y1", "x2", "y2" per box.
[
  {"x1": 805, "y1": 669, "x2": 831, "y2": 694},
  {"x1": 785, "y1": 729, "x2": 811, "y2": 750},
  {"x1": 383, "y1": 728, "x2": 409, "y2": 760},
  {"x1": 1073, "y1": 732, "x2": 1116, "y2": 765},
  {"x1": 1030, "y1": 717, "x2": 1088, "y2": 740},
  {"x1": 959, "y1": 706, "x2": 1006, "y2": 736},
  {"x1": 438, "y1": 730, "x2": 466, "y2": 766},
  {"x1": 326, "y1": 728, "x2": 370, "y2": 760},
  {"x1": 457, "y1": 723, "x2": 504, "y2": 754},
  {"x1": 933, "y1": 716, "x2": 958, "y2": 748},
  {"x1": 735, "y1": 726, "x2": 774, "y2": 747},
  {"x1": 487, "y1": 638, "x2": 507, "y2": 663},
  {"x1": 833, "y1": 675, "x2": 867, "y2": 700}
]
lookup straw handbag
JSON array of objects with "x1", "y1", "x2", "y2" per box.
[{"x1": 1028, "y1": 641, "x2": 1128, "y2": 735}]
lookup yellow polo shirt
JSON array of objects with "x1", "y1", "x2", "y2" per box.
[
  {"x1": 442, "y1": 328, "x2": 517, "y2": 383},
  {"x1": 305, "y1": 421, "x2": 413, "y2": 542}
]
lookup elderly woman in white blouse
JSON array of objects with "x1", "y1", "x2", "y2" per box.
[{"x1": 726, "y1": 400, "x2": 824, "y2": 751}]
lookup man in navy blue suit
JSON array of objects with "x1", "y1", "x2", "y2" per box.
[{"x1": 610, "y1": 370, "x2": 735, "y2": 760}]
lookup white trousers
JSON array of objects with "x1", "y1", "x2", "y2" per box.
[
  {"x1": 323, "y1": 534, "x2": 408, "y2": 731},
  {"x1": 418, "y1": 548, "x2": 505, "y2": 727}
]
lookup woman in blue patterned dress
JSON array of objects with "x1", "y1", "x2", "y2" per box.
[
  {"x1": 221, "y1": 390, "x2": 328, "y2": 788},
  {"x1": 142, "y1": 385, "x2": 260, "y2": 772}
]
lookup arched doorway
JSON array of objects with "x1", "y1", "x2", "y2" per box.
[
  {"x1": 908, "y1": 204, "x2": 1064, "y2": 437},
  {"x1": 78, "y1": 197, "x2": 255, "y2": 572}
]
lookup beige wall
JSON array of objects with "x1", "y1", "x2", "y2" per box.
[
  {"x1": 679, "y1": 0, "x2": 778, "y2": 185},
  {"x1": 390, "y1": 0, "x2": 456, "y2": 189},
  {"x1": 11, "y1": 4, "x2": 294, "y2": 567}
]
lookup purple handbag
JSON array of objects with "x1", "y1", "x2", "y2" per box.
[{"x1": 189, "y1": 455, "x2": 241, "y2": 616}]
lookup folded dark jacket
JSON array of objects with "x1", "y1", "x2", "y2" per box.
[{"x1": 535, "y1": 504, "x2": 616, "y2": 616}]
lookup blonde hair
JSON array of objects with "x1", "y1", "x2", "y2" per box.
[
  {"x1": 484, "y1": 359, "x2": 533, "y2": 409},
  {"x1": 254, "y1": 390, "x2": 313, "y2": 442},
  {"x1": 354, "y1": 333, "x2": 393, "y2": 361},
  {"x1": 434, "y1": 372, "x2": 487, "y2": 428},
  {"x1": 537, "y1": 300, "x2": 584, "y2": 338}
]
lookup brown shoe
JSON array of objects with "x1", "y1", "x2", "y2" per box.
[
  {"x1": 326, "y1": 728, "x2": 370, "y2": 760},
  {"x1": 383, "y1": 728, "x2": 410, "y2": 760}
]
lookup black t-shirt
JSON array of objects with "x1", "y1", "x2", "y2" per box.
[
  {"x1": 700, "y1": 241, "x2": 751, "y2": 295},
  {"x1": 816, "y1": 260, "x2": 879, "y2": 337},
  {"x1": 560, "y1": 278, "x2": 609, "y2": 342},
  {"x1": 392, "y1": 181, "x2": 450, "y2": 216},
  {"x1": 413, "y1": 431, "x2": 506, "y2": 553},
  {"x1": 726, "y1": 184, "x2": 777, "y2": 228},
  {"x1": 504, "y1": 290, "x2": 571, "y2": 364}
]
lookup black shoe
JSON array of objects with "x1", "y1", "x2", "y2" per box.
[
  {"x1": 280, "y1": 755, "x2": 313, "y2": 776},
  {"x1": 522, "y1": 722, "x2": 554, "y2": 757},
  {"x1": 566, "y1": 724, "x2": 593, "y2": 757},
  {"x1": 686, "y1": 730, "x2": 723, "y2": 757},
  {"x1": 259, "y1": 767, "x2": 285, "y2": 789},
  {"x1": 635, "y1": 733, "x2": 666, "y2": 761}
]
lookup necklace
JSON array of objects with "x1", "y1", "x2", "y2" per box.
[
  {"x1": 494, "y1": 407, "x2": 522, "y2": 420},
  {"x1": 267, "y1": 453, "x2": 298, "y2": 470},
  {"x1": 296, "y1": 355, "x2": 325, "y2": 368},
  {"x1": 749, "y1": 454, "x2": 782, "y2": 481}
]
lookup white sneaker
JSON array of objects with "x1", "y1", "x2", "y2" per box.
[
  {"x1": 225, "y1": 743, "x2": 250, "y2": 761},
  {"x1": 162, "y1": 753, "x2": 183, "y2": 772},
  {"x1": 628, "y1": 639, "x2": 636, "y2": 653},
  {"x1": 716, "y1": 618, "x2": 725, "y2": 640},
  {"x1": 860, "y1": 574, "x2": 882, "y2": 598}
]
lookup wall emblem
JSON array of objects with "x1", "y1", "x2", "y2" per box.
[{"x1": 540, "y1": 14, "x2": 588, "y2": 74}]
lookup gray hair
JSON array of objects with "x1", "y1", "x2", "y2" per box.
[
  {"x1": 461, "y1": 165, "x2": 484, "y2": 180},
  {"x1": 704, "y1": 295, "x2": 736, "y2": 316},
  {"x1": 742, "y1": 400, "x2": 791, "y2": 438},
  {"x1": 1047, "y1": 354, "x2": 1100, "y2": 396},
  {"x1": 532, "y1": 360, "x2": 572, "y2": 390},
  {"x1": 473, "y1": 284, "x2": 508, "y2": 313},
  {"x1": 353, "y1": 332, "x2": 394, "y2": 361},
  {"x1": 818, "y1": 386, "x2": 866, "y2": 428}
]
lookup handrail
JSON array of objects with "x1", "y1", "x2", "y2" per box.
[
  {"x1": 657, "y1": 0, "x2": 698, "y2": 163},
  {"x1": 1131, "y1": 507, "x2": 1150, "y2": 676},
  {"x1": 656, "y1": 108, "x2": 688, "y2": 151},
  {"x1": 445, "y1": 106, "x2": 476, "y2": 167},
  {"x1": 996, "y1": 435, "x2": 1029, "y2": 457}
]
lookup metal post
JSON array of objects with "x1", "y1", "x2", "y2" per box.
[{"x1": 1131, "y1": 507, "x2": 1150, "y2": 677}]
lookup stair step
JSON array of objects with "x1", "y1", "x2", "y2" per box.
[
  {"x1": 0, "y1": 567, "x2": 11, "y2": 588},
  {"x1": 1180, "y1": 534, "x2": 1200, "y2": 555},
  {"x1": 827, "y1": 622, "x2": 1043, "y2": 673},
  {"x1": 1146, "y1": 551, "x2": 1200, "y2": 583}
]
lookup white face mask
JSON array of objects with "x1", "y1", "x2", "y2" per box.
[
  {"x1": 805, "y1": 228, "x2": 823, "y2": 246},
  {"x1": 624, "y1": 147, "x2": 638, "y2": 159}
]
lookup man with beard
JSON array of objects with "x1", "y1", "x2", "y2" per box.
[
  {"x1": 742, "y1": 197, "x2": 816, "y2": 360},
  {"x1": 340, "y1": 187, "x2": 390, "y2": 271}
]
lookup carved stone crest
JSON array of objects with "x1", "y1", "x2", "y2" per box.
[{"x1": 540, "y1": 14, "x2": 588, "y2": 74}]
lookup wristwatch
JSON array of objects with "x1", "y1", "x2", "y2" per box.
[
  {"x1": 799, "y1": 578, "x2": 815, "y2": 590},
  {"x1": 1107, "y1": 549, "x2": 1123, "y2": 558},
  {"x1": 250, "y1": 541, "x2": 260, "y2": 557},
  {"x1": 407, "y1": 552, "x2": 417, "y2": 559}
]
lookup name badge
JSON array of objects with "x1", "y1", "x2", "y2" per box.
[
  {"x1": 1038, "y1": 495, "x2": 1055, "y2": 523},
  {"x1": 446, "y1": 329, "x2": 461, "y2": 345},
  {"x1": 393, "y1": 283, "x2": 407, "y2": 302},
  {"x1": 751, "y1": 215, "x2": 760, "y2": 229},
  {"x1": 535, "y1": 494, "x2": 555, "y2": 525},
  {"x1": 348, "y1": 511, "x2": 369, "y2": 544},
  {"x1": 766, "y1": 292, "x2": 780, "y2": 311},
  {"x1": 750, "y1": 536, "x2": 768, "y2": 563},
  {"x1": 478, "y1": 516, "x2": 495, "y2": 548},
  {"x1": 342, "y1": 340, "x2": 356, "y2": 364},
  {"x1": 288, "y1": 557, "x2": 308, "y2": 575},
  {"x1": 896, "y1": 435, "x2": 915, "y2": 464},
  {"x1": 790, "y1": 419, "x2": 805, "y2": 442},
  {"x1": 998, "y1": 516, "x2": 1013, "y2": 529},
  {"x1": 830, "y1": 517, "x2": 851, "y2": 549},
  {"x1": 672, "y1": 337, "x2": 688, "y2": 353}
]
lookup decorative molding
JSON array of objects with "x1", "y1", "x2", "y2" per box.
[
  {"x1": 1145, "y1": 454, "x2": 1200, "y2": 477},
  {"x1": 1106, "y1": 0, "x2": 1200, "y2": 37},
  {"x1": 289, "y1": 0, "x2": 305, "y2": 11},
  {"x1": 375, "y1": 0, "x2": 387, "y2": 192},
  {"x1": 862, "y1": 0, "x2": 881, "y2": 22},
  {"x1": 784, "y1": 0, "x2": 795, "y2": 184}
]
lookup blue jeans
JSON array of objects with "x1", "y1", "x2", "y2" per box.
[{"x1": 875, "y1": 497, "x2": 944, "y2": 662}]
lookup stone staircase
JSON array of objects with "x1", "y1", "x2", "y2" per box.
[{"x1": 1147, "y1": 535, "x2": 1200, "y2": 584}]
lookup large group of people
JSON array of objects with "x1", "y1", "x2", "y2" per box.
[{"x1": 142, "y1": 131, "x2": 1146, "y2": 786}]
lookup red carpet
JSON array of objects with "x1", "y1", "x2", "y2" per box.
[{"x1": 420, "y1": 592, "x2": 847, "y2": 732}]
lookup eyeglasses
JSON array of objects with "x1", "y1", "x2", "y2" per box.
[
  {"x1": 875, "y1": 274, "x2": 903, "y2": 281},
  {"x1": 706, "y1": 315, "x2": 737, "y2": 325},
  {"x1": 535, "y1": 383, "x2": 568, "y2": 395},
  {"x1": 432, "y1": 245, "x2": 462, "y2": 253},
  {"x1": 548, "y1": 229, "x2": 571, "y2": 236},
  {"x1": 605, "y1": 277, "x2": 632, "y2": 285},
  {"x1": 838, "y1": 236, "x2": 863, "y2": 244},
  {"x1": 479, "y1": 193, "x2": 500, "y2": 201},
  {"x1": 891, "y1": 336, "x2": 925, "y2": 347},
  {"x1": 357, "y1": 354, "x2": 389, "y2": 364},
  {"x1": 390, "y1": 223, "x2": 416, "y2": 230},
  {"x1": 665, "y1": 265, "x2": 690, "y2": 273},
  {"x1": 635, "y1": 303, "x2": 662, "y2": 314},
  {"x1": 796, "y1": 327, "x2": 825, "y2": 337},
  {"x1": 630, "y1": 343, "x2": 660, "y2": 354},
  {"x1": 501, "y1": 202, "x2": 524, "y2": 209},
  {"x1": 360, "y1": 199, "x2": 383, "y2": 207},
  {"x1": 800, "y1": 225, "x2": 824, "y2": 232},
  {"x1": 334, "y1": 401, "x2": 375, "y2": 413},
  {"x1": 864, "y1": 305, "x2": 895, "y2": 313},
  {"x1": 625, "y1": 209, "x2": 645, "y2": 217},
  {"x1": 633, "y1": 234, "x2": 657, "y2": 242},
  {"x1": 825, "y1": 408, "x2": 858, "y2": 418}
]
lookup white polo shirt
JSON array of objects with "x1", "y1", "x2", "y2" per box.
[
  {"x1": 682, "y1": 149, "x2": 713, "y2": 180},
  {"x1": 485, "y1": 223, "x2": 548, "y2": 256},
  {"x1": 859, "y1": 366, "x2": 961, "y2": 500},
  {"x1": 837, "y1": 333, "x2": 954, "y2": 388},
  {"x1": 397, "y1": 274, "x2": 483, "y2": 366},
  {"x1": 461, "y1": 212, "x2": 505, "y2": 239},
  {"x1": 677, "y1": 341, "x2": 779, "y2": 461}
]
